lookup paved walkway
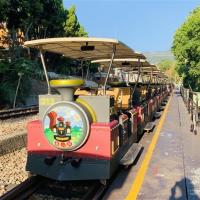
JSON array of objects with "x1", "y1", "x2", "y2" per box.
[{"x1": 137, "y1": 93, "x2": 200, "y2": 200}]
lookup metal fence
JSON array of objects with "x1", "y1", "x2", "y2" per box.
[{"x1": 180, "y1": 86, "x2": 200, "y2": 134}]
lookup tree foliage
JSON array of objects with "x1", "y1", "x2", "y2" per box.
[
  {"x1": 158, "y1": 59, "x2": 180, "y2": 83},
  {"x1": 172, "y1": 7, "x2": 200, "y2": 91},
  {"x1": 158, "y1": 60, "x2": 172, "y2": 71},
  {"x1": 0, "y1": 1, "x2": 88, "y2": 107},
  {"x1": 0, "y1": 1, "x2": 87, "y2": 46},
  {"x1": 0, "y1": 58, "x2": 42, "y2": 106},
  {"x1": 64, "y1": 5, "x2": 87, "y2": 37}
]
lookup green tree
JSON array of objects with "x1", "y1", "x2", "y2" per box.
[
  {"x1": 0, "y1": 2, "x2": 88, "y2": 107},
  {"x1": 158, "y1": 60, "x2": 173, "y2": 71},
  {"x1": 172, "y1": 7, "x2": 200, "y2": 91},
  {"x1": 0, "y1": 0, "x2": 8, "y2": 22},
  {"x1": 26, "y1": 0, "x2": 66, "y2": 39},
  {"x1": 1, "y1": 0, "x2": 66, "y2": 58},
  {"x1": 64, "y1": 5, "x2": 87, "y2": 36},
  {"x1": 0, "y1": 58, "x2": 42, "y2": 106},
  {"x1": 158, "y1": 60, "x2": 180, "y2": 83}
]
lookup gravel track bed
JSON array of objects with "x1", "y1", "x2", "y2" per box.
[
  {"x1": 0, "y1": 115, "x2": 38, "y2": 137},
  {"x1": 30, "y1": 194, "x2": 72, "y2": 200},
  {"x1": 0, "y1": 148, "x2": 28, "y2": 196}
]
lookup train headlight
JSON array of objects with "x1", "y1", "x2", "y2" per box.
[{"x1": 43, "y1": 101, "x2": 90, "y2": 151}]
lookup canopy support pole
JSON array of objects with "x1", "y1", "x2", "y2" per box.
[
  {"x1": 127, "y1": 71, "x2": 130, "y2": 86},
  {"x1": 40, "y1": 49, "x2": 51, "y2": 94},
  {"x1": 130, "y1": 59, "x2": 141, "y2": 107},
  {"x1": 132, "y1": 58, "x2": 141, "y2": 95},
  {"x1": 103, "y1": 45, "x2": 116, "y2": 95},
  {"x1": 85, "y1": 63, "x2": 90, "y2": 80},
  {"x1": 147, "y1": 66, "x2": 153, "y2": 98},
  {"x1": 80, "y1": 60, "x2": 84, "y2": 79}
]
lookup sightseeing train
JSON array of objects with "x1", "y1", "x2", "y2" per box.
[{"x1": 24, "y1": 37, "x2": 170, "y2": 182}]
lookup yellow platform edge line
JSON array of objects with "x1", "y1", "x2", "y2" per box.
[{"x1": 126, "y1": 95, "x2": 172, "y2": 200}]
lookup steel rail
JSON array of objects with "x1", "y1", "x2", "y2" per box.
[
  {"x1": 0, "y1": 105, "x2": 39, "y2": 120},
  {"x1": 0, "y1": 176, "x2": 43, "y2": 200}
]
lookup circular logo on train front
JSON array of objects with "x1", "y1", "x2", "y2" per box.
[{"x1": 43, "y1": 102, "x2": 89, "y2": 151}]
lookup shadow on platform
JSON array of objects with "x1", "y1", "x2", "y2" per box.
[
  {"x1": 169, "y1": 177, "x2": 200, "y2": 200},
  {"x1": 108, "y1": 147, "x2": 144, "y2": 189}
]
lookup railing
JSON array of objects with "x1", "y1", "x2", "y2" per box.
[{"x1": 180, "y1": 86, "x2": 200, "y2": 134}]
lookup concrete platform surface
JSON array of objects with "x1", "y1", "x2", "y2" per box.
[
  {"x1": 104, "y1": 93, "x2": 200, "y2": 200},
  {"x1": 137, "y1": 93, "x2": 200, "y2": 200}
]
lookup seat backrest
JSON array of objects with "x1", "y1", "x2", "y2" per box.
[
  {"x1": 75, "y1": 89, "x2": 91, "y2": 96},
  {"x1": 121, "y1": 87, "x2": 131, "y2": 109},
  {"x1": 75, "y1": 88, "x2": 97, "y2": 96},
  {"x1": 98, "y1": 87, "x2": 131, "y2": 110}
]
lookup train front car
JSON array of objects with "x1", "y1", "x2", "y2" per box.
[{"x1": 24, "y1": 37, "x2": 144, "y2": 182}]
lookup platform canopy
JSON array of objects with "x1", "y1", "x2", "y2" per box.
[{"x1": 24, "y1": 37, "x2": 145, "y2": 60}]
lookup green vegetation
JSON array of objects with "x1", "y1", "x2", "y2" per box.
[
  {"x1": 0, "y1": 1, "x2": 87, "y2": 107},
  {"x1": 0, "y1": 58, "x2": 42, "y2": 106},
  {"x1": 158, "y1": 60, "x2": 173, "y2": 71},
  {"x1": 157, "y1": 60, "x2": 180, "y2": 83},
  {"x1": 172, "y1": 7, "x2": 200, "y2": 91},
  {"x1": 64, "y1": 5, "x2": 87, "y2": 37}
]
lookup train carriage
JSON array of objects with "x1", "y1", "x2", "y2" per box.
[
  {"x1": 91, "y1": 59, "x2": 159, "y2": 138},
  {"x1": 24, "y1": 37, "x2": 169, "y2": 182},
  {"x1": 24, "y1": 37, "x2": 147, "y2": 182}
]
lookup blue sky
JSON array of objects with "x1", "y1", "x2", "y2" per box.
[{"x1": 63, "y1": 0, "x2": 200, "y2": 52}]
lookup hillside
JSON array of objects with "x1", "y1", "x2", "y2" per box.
[{"x1": 143, "y1": 51, "x2": 174, "y2": 64}]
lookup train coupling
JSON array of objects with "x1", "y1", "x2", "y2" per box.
[
  {"x1": 44, "y1": 156, "x2": 56, "y2": 165},
  {"x1": 59, "y1": 155, "x2": 82, "y2": 167}
]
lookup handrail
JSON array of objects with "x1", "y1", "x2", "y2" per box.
[{"x1": 180, "y1": 86, "x2": 199, "y2": 107}]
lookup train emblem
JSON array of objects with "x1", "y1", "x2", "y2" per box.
[{"x1": 43, "y1": 104, "x2": 87, "y2": 150}]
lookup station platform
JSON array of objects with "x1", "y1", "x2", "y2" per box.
[{"x1": 104, "y1": 92, "x2": 200, "y2": 200}]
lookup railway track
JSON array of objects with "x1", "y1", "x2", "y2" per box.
[
  {"x1": 0, "y1": 176, "x2": 43, "y2": 200},
  {"x1": 1, "y1": 175, "x2": 107, "y2": 200},
  {"x1": 0, "y1": 105, "x2": 39, "y2": 120}
]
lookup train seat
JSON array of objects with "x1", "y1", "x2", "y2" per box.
[
  {"x1": 98, "y1": 87, "x2": 131, "y2": 110},
  {"x1": 121, "y1": 87, "x2": 131, "y2": 109},
  {"x1": 101, "y1": 88, "x2": 121, "y2": 110},
  {"x1": 75, "y1": 88, "x2": 97, "y2": 96}
]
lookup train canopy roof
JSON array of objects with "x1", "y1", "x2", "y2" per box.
[
  {"x1": 24, "y1": 37, "x2": 145, "y2": 60},
  {"x1": 91, "y1": 58, "x2": 146, "y2": 67},
  {"x1": 91, "y1": 58, "x2": 157, "y2": 71},
  {"x1": 122, "y1": 64, "x2": 158, "y2": 73}
]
